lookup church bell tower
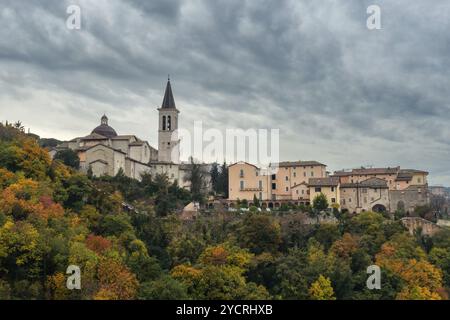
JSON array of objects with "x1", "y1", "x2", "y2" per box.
[{"x1": 158, "y1": 77, "x2": 180, "y2": 163}]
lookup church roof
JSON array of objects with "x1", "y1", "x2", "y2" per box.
[
  {"x1": 161, "y1": 78, "x2": 176, "y2": 109},
  {"x1": 81, "y1": 133, "x2": 108, "y2": 140},
  {"x1": 91, "y1": 115, "x2": 118, "y2": 138}
]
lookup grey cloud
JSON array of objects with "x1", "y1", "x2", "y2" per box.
[{"x1": 0, "y1": 0, "x2": 449, "y2": 184}]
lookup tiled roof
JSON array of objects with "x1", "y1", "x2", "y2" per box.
[
  {"x1": 81, "y1": 133, "x2": 108, "y2": 140},
  {"x1": 275, "y1": 161, "x2": 326, "y2": 167},
  {"x1": 341, "y1": 177, "x2": 388, "y2": 188},
  {"x1": 334, "y1": 167, "x2": 400, "y2": 176},
  {"x1": 309, "y1": 177, "x2": 340, "y2": 187}
]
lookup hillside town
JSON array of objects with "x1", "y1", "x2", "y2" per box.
[
  {"x1": 227, "y1": 161, "x2": 431, "y2": 214},
  {"x1": 19, "y1": 78, "x2": 448, "y2": 221}
]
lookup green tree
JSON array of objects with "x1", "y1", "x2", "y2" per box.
[
  {"x1": 54, "y1": 149, "x2": 80, "y2": 169},
  {"x1": 183, "y1": 157, "x2": 207, "y2": 204},
  {"x1": 313, "y1": 193, "x2": 329, "y2": 212},
  {"x1": 239, "y1": 214, "x2": 281, "y2": 254},
  {"x1": 253, "y1": 194, "x2": 260, "y2": 208},
  {"x1": 138, "y1": 276, "x2": 189, "y2": 300},
  {"x1": 210, "y1": 162, "x2": 220, "y2": 194}
]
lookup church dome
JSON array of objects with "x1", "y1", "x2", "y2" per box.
[{"x1": 91, "y1": 115, "x2": 118, "y2": 138}]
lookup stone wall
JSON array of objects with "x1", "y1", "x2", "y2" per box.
[
  {"x1": 389, "y1": 186, "x2": 429, "y2": 213},
  {"x1": 400, "y1": 217, "x2": 441, "y2": 236}
]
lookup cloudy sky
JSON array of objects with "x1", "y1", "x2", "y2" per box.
[{"x1": 0, "y1": 0, "x2": 449, "y2": 185}]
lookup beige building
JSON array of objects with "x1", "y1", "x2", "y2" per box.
[
  {"x1": 340, "y1": 177, "x2": 390, "y2": 213},
  {"x1": 228, "y1": 160, "x2": 327, "y2": 208},
  {"x1": 228, "y1": 162, "x2": 430, "y2": 213},
  {"x1": 333, "y1": 167, "x2": 428, "y2": 191},
  {"x1": 333, "y1": 166, "x2": 429, "y2": 214}
]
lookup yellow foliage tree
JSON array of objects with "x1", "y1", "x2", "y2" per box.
[{"x1": 309, "y1": 275, "x2": 336, "y2": 300}]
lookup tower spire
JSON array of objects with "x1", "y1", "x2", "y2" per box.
[{"x1": 161, "y1": 77, "x2": 176, "y2": 109}]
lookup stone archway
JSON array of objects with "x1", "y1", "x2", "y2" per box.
[{"x1": 372, "y1": 204, "x2": 387, "y2": 213}]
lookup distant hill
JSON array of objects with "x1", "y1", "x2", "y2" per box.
[{"x1": 38, "y1": 137, "x2": 62, "y2": 149}]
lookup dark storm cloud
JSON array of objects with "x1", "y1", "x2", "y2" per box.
[{"x1": 0, "y1": 0, "x2": 449, "y2": 184}]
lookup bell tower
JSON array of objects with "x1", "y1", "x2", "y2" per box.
[{"x1": 158, "y1": 77, "x2": 180, "y2": 163}]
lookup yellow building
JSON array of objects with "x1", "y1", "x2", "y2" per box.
[
  {"x1": 228, "y1": 162, "x2": 269, "y2": 202},
  {"x1": 308, "y1": 177, "x2": 340, "y2": 208}
]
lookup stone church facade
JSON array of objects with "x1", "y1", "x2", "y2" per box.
[{"x1": 51, "y1": 79, "x2": 205, "y2": 189}]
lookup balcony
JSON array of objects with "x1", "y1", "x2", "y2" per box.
[{"x1": 240, "y1": 187, "x2": 263, "y2": 192}]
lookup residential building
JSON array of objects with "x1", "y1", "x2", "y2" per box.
[
  {"x1": 308, "y1": 177, "x2": 340, "y2": 208},
  {"x1": 340, "y1": 177, "x2": 390, "y2": 213},
  {"x1": 228, "y1": 160, "x2": 327, "y2": 208}
]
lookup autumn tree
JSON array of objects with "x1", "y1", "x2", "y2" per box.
[
  {"x1": 238, "y1": 213, "x2": 281, "y2": 255},
  {"x1": 309, "y1": 275, "x2": 336, "y2": 300}
]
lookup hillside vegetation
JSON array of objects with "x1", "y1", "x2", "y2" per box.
[{"x1": 1, "y1": 123, "x2": 450, "y2": 300}]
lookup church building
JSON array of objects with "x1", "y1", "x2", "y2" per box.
[{"x1": 51, "y1": 79, "x2": 200, "y2": 188}]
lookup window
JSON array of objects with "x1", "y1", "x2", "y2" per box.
[
  {"x1": 285, "y1": 176, "x2": 289, "y2": 181},
  {"x1": 303, "y1": 172, "x2": 306, "y2": 177},
  {"x1": 349, "y1": 198, "x2": 352, "y2": 203},
  {"x1": 240, "y1": 181, "x2": 244, "y2": 190},
  {"x1": 240, "y1": 169, "x2": 244, "y2": 178},
  {"x1": 272, "y1": 174, "x2": 276, "y2": 180},
  {"x1": 256, "y1": 170, "x2": 259, "y2": 176},
  {"x1": 162, "y1": 116, "x2": 166, "y2": 130},
  {"x1": 342, "y1": 199, "x2": 346, "y2": 205},
  {"x1": 296, "y1": 190, "x2": 299, "y2": 194},
  {"x1": 311, "y1": 172, "x2": 314, "y2": 177},
  {"x1": 285, "y1": 187, "x2": 289, "y2": 192},
  {"x1": 272, "y1": 183, "x2": 276, "y2": 190},
  {"x1": 331, "y1": 198, "x2": 336, "y2": 203},
  {"x1": 331, "y1": 187, "x2": 335, "y2": 192},
  {"x1": 315, "y1": 187, "x2": 321, "y2": 192},
  {"x1": 293, "y1": 172, "x2": 296, "y2": 178},
  {"x1": 259, "y1": 192, "x2": 262, "y2": 200},
  {"x1": 167, "y1": 116, "x2": 171, "y2": 130},
  {"x1": 259, "y1": 180, "x2": 263, "y2": 189},
  {"x1": 301, "y1": 190, "x2": 304, "y2": 195}
]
